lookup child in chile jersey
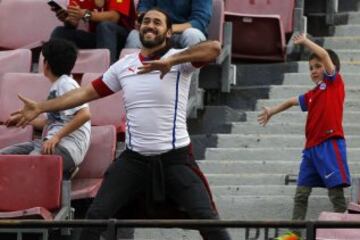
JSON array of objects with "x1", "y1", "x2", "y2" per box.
[
  {"x1": 0, "y1": 39, "x2": 91, "y2": 180},
  {"x1": 258, "y1": 34, "x2": 350, "y2": 239}
]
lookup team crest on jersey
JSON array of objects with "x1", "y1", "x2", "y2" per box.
[
  {"x1": 116, "y1": 0, "x2": 123, "y2": 3},
  {"x1": 95, "y1": 0, "x2": 105, "y2": 8},
  {"x1": 319, "y1": 82, "x2": 327, "y2": 90}
]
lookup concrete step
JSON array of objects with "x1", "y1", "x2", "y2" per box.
[
  {"x1": 245, "y1": 110, "x2": 360, "y2": 124},
  {"x1": 230, "y1": 122, "x2": 360, "y2": 135},
  {"x1": 198, "y1": 160, "x2": 360, "y2": 174},
  {"x1": 281, "y1": 72, "x2": 360, "y2": 86},
  {"x1": 256, "y1": 98, "x2": 360, "y2": 111},
  {"x1": 205, "y1": 173, "x2": 288, "y2": 185},
  {"x1": 315, "y1": 36, "x2": 360, "y2": 49},
  {"x1": 215, "y1": 134, "x2": 360, "y2": 148},
  {"x1": 332, "y1": 49, "x2": 360, "y2": 62},
  {"x1": 334, "y1": 24, "x2": 360, "y2": 36},
  {"x1": 205, "y1": 147, "x2": 360, "y2": 161},
  {"x1": 296, "y1": 61, "x2": 360, "y2": 73},
  {"x1": 268, "y1": 85, "x2": 360, "y2": 98},
  {"x1": 210, "y1": 185, "x2": 351, "y2": 197}
]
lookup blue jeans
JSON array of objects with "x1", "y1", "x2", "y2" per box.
[
  {"x1": 125, "y1": 27, "x2": 206, "y2": 49},
  {"x1": 51, "y1": 22, "x2": 129, "y2": 63}
]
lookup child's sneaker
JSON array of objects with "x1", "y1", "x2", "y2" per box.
[{"x1": 275, "y1": 231, "x2": 302, "y2": 240}]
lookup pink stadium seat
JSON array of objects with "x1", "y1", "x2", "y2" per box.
[
  {"x1": 38, "y1": 49, "x2": 111, "y2": 75},
  {"x1": 81, "y1": 73, "x2": 126, "y2": 136},
  {"x1": 0, "y1": 155, "x2": 63, "y2": 219},
  {"x1": 224, "y1": 0, "x2": 295, "y2": 61},
  {"x1": 0, "y1": 49, "x2": 32, "y2": 73},
  {"x1": 71, "y1": 125, "x2": 116, "y2": 200},
  {"x1": 317, "y1": 211, "x2": 360, "y2": 239},
  {"x1": 208, "y1": 0, "x2": 224, "y2": 44},
  {"x1": 0, "y1": 73, "x2": 50, "y2": 123},
  {"x1": 0, "y1": 126, "x2": 33, "y2": 149},
  {"x1": 0, "y1": 0, "x2": 64, "y2": 49}
]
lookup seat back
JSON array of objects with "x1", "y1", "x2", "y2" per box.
[
  {"x1": 81, "y1": 73, "x2": 125, "y2": 132},
  {"x1": 208, "y1": 0, "x2": 224, "y2": 44},
  {"x1": 0, "y1": 0, "x2": 63, "y2": 49},
  {"x1": 0, "y1": 126, "x2": 33, "y2": 149},
  {"x1": 39, "y1": 49, "x2": 110, "y2": 74},
  {"x1": 0, "y1": 73, "x2": 51, "y2": 123},
  {"x1": 0, "y1": 155, "x2": 63, "y2": 211},
  {"x1": 75, "y1": 125, "x2": 116, "y2": 179},
  {"x1": 224, "y1": 0, "x2": 295, "y2": 33},
  {"x1": 0, "y1": 49, "x2": 32, "y2": 73}
]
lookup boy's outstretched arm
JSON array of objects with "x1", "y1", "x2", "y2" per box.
[
  {"x1": 257, "y1": 97, "x2": 298, "y2": 126},
  {"x1": 42, "y1": 107, "x2": 91, "y2": 154},
  {"x1": 293, "y1": 33, "x2": 335, "y2": 74}
]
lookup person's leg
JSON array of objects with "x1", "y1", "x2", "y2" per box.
[
  {"x1": 79, "y1": 154, "x2": 147, "y2": 240},
  {"x1": 166, "y1": 165, "x2": 231, "y2": 240},
  {"x1": 53, "y1": 144, "x2": 76, "y2": 180},
  {"x1": 124, "y1": 29, "x2": 142, "y2": 49},
  {"x1": 292, "y1": 186, "x2": 312, "y2": 220},
  {"x1": 0, "y1": 141, "x2": 35, "y2": 154},
  {"x1": 96, "y1": 22, "x2": 129, "y2": 63},
  {"x1": 176, "y1": 28, "x2": 206, "y2": 48},
  {"x1": 51, "y1": 26, "x2": 97, "y2": 49},
  {"x1": 328, "y1": 187, "x2": 347, "y2": 212}
]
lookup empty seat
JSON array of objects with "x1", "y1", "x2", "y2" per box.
[
  {"x1": 0, "y1": 155, "x2": 63, "y2": 219},
  {"x1": 71, "y1": 125, "x2": 116, "y2": 200},
  {"x1": 0, "y1": 49, "x2": 32, "y2": 73},
  {"x1": 0, "y1": 0, "x2": 63, "y2": 49},
  {"x1": 38, "y1": 49, "x2": 110, "y2": 75},
  {"x1": 317, "y1": 211, "x2": 360, "y2": 239},
  {"x1": 81, "y1": 73, "x2": 126, "y2": 136},
  {"x1": 224, "y1": 0, "x2": 295, "y2": 61}
]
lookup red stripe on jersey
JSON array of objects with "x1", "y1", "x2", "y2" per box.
[
  {"x1": 91, "y1": 78, "x2": 114, "y2": 97},
  {"x1": 332, "y1": 139, "x2": 347, "y2": 183}
]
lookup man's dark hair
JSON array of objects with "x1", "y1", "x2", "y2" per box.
[
  {"x1": 42, "y1": 39, "x2": 78, "y2": 77},
  {"x1": 139, "y1": 7, "x2": 173, "y2": 30},
  {"x1": 309, "y1": 49, "x2": 341, "y2": 72}
]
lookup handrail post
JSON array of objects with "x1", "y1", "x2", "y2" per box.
[{"x1": 306, "y1": 221, "x2": 316, "y2": 240}]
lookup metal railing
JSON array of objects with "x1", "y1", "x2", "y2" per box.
[{"x1": 1, "y1": 219, "x2": 360, "y2": 240}]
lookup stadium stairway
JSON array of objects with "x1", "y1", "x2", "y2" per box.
[{"x1": 129, "y1": 3, "x2": 360, "y2": 240}]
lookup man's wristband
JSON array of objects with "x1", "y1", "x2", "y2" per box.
[{"x1": 82, "y1": 10, "x2": 92, "y2": 22}]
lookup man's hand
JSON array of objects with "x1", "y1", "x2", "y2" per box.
[
  {"x1": 11, "y1": 95, "x2": 42, "y2": 128},
  {"x1": 293, "y1": 33, "x2": 307, "y2": 45},
  {"x1": 67, "y1": 3, "x2": 86, "y2": 21},
  {"x1": 42, "y1": 136, "x2": 60, "y2": 155},
  {"x1": 5, "y1": 113, "x2": 22, "y2": 127},
  {"x1": 257, "y1": 107, "x2": 272, "y2": 127},
  {"x1": 54, "y1": 8, "x2": 69, "y2": 22},
  {"x1": 138, "y1": 60, "x2": 172, "y2": 79}
]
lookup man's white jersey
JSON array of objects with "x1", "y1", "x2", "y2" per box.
[{"x1": 98, "y1": 48, "x2": 197, "y2": 155}]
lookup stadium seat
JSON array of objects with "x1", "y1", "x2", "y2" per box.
[
  {"x1": 317, "y1": 211, "x2": 360, "y2": 239},
  {"x1": 0, "y1": 155, "x2": 63, "y2": 219},
  {"x1": 38, "y1": 49, "x2": 111, "y2": 75},
  {"x1": 0, "y1": 0, "x2": 63, "y2": 49},
  {"x1": 71, "y1": 125, "x2": 117, "y2": 200},
  {"x1": 224, "y1": 0, "x2": 296, "y2": 61},
  {"x1": 0, "y1": 49, "x2": 32, "y2": 73},
  {"x1": 81, "y1": 73, "x2": 126, "y2": 137},
  {"x1": 0, "y1": 126, "x2": 33, "y2": 149}
]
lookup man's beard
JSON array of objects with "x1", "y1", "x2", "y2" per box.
[{"x1": 140, "y1": 29, "x2": 167, "y2": 48}]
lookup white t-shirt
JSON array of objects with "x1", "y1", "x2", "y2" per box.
[
  {"x1": 99, "y1": 48, "x2": 196, "y2": 155},
  {"x1": 45, "y1": 75, "x2": 91, "y2": 165}
]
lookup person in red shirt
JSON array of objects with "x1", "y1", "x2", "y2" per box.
[
  {"x1": 258, "y1": 34, "x2": 350, "y2": 239},
  {"x1": 50, "y1": 0, "x2": 136, "y2": 63}
]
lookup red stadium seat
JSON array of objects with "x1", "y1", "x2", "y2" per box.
[
  {"x1": 38, "y1": 49, "x2": 111, "y2": 75},
  {"x1": 317, "y1": 211, "x2": 360, "y2": 239},
  {"x1": 0, "y1": 126, "x2": 33, "y2": 149},
  {"x1": 208, "y1": 0, "x2": 225, "y2": 44},
  {"x1": 0, "y1": 155, "x2": 63, "y2": 219},
  {"x1": 0, "y1": 49, "x2": 32, "y2": 73},
  {"x1": 224, "y1": 0, "x2": 295, "y2": 61},
  {"x1": 71, "y1": 125, "x2": 116, "y2": 200},
  {"x1": 81, "y1": 73, "x2": 126, "y2": 137},
  {"x1": 0, "y1": 0, "x2": 64, "y2": 49}
]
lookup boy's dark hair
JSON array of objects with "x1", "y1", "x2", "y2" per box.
[
  {"x1": 309, "y1": 49, "x2": 341, "y2": 72},
  {"x1": 138, "y1": 7, "x2": 173, "y2": 30},
  {"x1": 42, "y1": 39, "x2": 78, "y2": 77}
]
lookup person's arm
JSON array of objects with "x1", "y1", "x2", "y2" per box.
[
  {"x1": 172, "y1": 23, "x2": 192, "y2": 33},
  {"x1": 42, "y1": 107, "x2": 91, "y2": 154},
  {"x1": 293, "y1": 33, "x2": 335, "y2": 74},
  {"x1": 67, "y1": 3, "x2": 120, "y2": 23},
  {"x1": 257, "y1": 97, "x2": 298, "y2": 126},
  {"x1": 13, "y1": 84, "x2": 100, "y2": 128},
  {"x1": 138, "y1": 40, "x2": 221, "y2": 78},
  {"x1": 187, "y1": 0, "x2": 212, "y2": 34},
  {"x1": 31, "y1": 118, "x2": 48, "y2": 131}
]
